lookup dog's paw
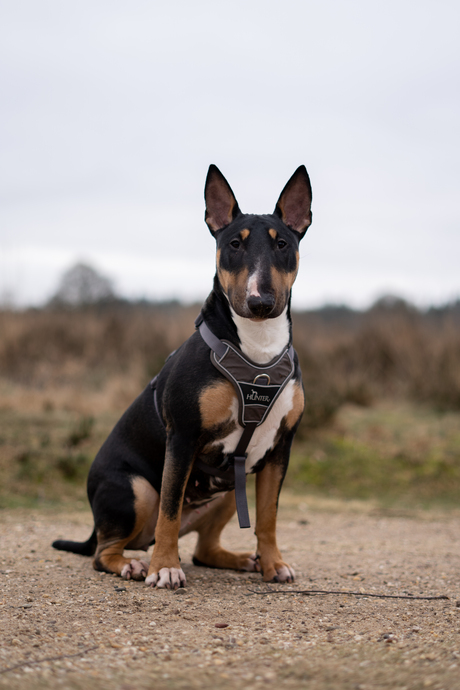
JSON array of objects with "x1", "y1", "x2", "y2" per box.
[
  {"x1": 145, "y1": 567, "x2": 186, "y2": 589},
  {"x1": 121, "y1": 559, "x2": 149, "y2": 581},
  {"x1": 241, "y1": 553, "x2": 259, "y2": 572},
  {"x1": 262, "y1": 562, "x2": 295, "y2": 583}
]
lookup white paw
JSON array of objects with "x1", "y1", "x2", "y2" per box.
[
  {"x1": 121, "y1": 559, "x2": 149, "y2": 581},
  {"x1": 241, "y1": 553, "x2": 259, "y2": 572},
  {"x1": 145, "y1": 567, "x2": 186, "y2": 589},
  {"x1": 273, "y1": 565, "x2": 295, "y2": 583}
]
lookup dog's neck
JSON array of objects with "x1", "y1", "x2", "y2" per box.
[
  {"x1": 201, "y1": 283, "x2": 292, "y2": 363},
  {"x1": 230, "y1": 307, "x2": 290, "y2": 364}
]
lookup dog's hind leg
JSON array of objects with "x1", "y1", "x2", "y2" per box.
[
  {"x1": 93, "y1": 539, "x2": 149, "y2": 580},
  {"x1": 191, "y1": 492, "x2": 257, "y2": 572},
  {"x1": 93, "y1": 476, "x2": 159, "y2": 580}
]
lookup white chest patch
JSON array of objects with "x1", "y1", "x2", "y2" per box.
[
  {"x1": 230, "y1": 306, "x2": 290, "y2": 363},
  {"x1": 212, "y1": 379, "x2": 295, "y2": 473}
]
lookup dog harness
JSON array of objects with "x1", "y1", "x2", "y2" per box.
[{"x1": 151, "y1": 313, "x2": 298, "y2": 529}]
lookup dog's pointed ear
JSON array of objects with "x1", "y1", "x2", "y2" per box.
[
  {"x1": 274, "y1": 165, "x2": 312, "y2": 238},
  {"x1": 204, "y1": 165, "x2": 241, "y2": 235}
]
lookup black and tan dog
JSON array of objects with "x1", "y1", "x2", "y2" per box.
[{"x1": 53, "y1": 165, "x2": 312, "y2": 589}]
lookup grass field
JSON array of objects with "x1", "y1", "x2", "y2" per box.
[
  {"x1": 1, "y1": 302, "x2": 459, "y2": 511},
  {"x1": 1, "y1": 397, "x2": 459, "y2": 511},
  {"x1": 289, "y1": 402, "x2": 460, "y2": 508}
]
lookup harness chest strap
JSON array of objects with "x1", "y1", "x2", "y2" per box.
[
  {"x1": 151, "y1": 373, "x2": 255, "y2": 529},
  {"x1": 194, "y1": 313, "x2": 296, "y2": 529},
  {"x1": 150, "y1": 314, "x2": 297, "y2": 530}
]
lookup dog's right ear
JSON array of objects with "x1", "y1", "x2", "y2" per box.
[{"x1": 204, "y1": 165, "x2": 241, "y2": 235}]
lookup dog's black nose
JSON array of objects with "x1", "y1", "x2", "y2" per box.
[{"x1": 247, "y1": 294, "x2": 276, "y2": 318}]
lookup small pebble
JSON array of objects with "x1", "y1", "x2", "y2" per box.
[{"x1": 215, "y1": 623, "x2": 229, "y2": 628}]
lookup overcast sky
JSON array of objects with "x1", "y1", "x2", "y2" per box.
[{"x1": 1, "y1": 0, "x2": 459, "y2": 309}]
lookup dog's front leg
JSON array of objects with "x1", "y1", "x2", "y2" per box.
[
  {"x1": 255, "y1": 460, "x2": 295, "y2": 583},
  {"x1": 145, "y1": 434, "x2": 193, "y2": 589}
]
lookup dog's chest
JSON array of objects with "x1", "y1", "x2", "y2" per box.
[
  {"x1": 217, "y1": 310, "x2": 295, "y2": 472},
  {"x1": 212, "y1": 379, "x2": 295, "y2": 472}
]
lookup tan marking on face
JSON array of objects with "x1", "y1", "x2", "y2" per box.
[
  {"x1": 199, "y1": 380, "x2": 236, "y2": 429},
  {"x1": 216, "y1": 249, "x2": 229, "y2": 293},
  {"x1": 284, "y1": 382, "x2": 305, "y2": 429},
  {"x1": 270, "y1": 264, "x2": 298, "y2": 298},
  {"x1": 268, "y1": 228, "x2": 277, "y2": 240},
  {"x1": 240, "y1": 228, "x2": 250, "y2": 241},
  {"x1": 217, "y1": 265, "x2": 249, "y2": 309}
]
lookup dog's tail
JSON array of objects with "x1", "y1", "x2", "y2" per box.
[{"x1": 52, "y1": 528, "x2": 97, "y2": 557}]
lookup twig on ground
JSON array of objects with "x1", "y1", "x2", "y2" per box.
[
  {"x1": 0, "y1": 646, "x2": 98, "y2": 675},
  {"x1": 246, "y1": 588, "x2": 449, "y2": 601}
]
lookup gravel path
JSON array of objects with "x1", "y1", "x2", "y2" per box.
[{"x1": 1, "y1": 498, "x2": 459, "y2": 690}]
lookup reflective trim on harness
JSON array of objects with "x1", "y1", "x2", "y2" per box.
[
  {"x1": 150, "y1": 314, "x2": 299, "y2": 530},
  {"x1": 195, "y1": 312, "x2": 297, "y2": 529}
]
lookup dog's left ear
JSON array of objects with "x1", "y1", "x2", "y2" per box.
[
  {"x1": 274, "y1": 165, "x2": 312, "y2": 238},
  {"x1": 204, "y1": 164, "x2": 241, "y2": 235}
]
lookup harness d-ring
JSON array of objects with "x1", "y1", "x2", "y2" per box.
[{"x1": 253, "y1": 373, "x2": 270, "y2": 385}]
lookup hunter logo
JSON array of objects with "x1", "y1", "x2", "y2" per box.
[
  {"x1": 239, "y1": 382, "x2": 278, "y2": 408},
  {"x1": 247, "y1": 389, "x2": 270, "y2": 403}
]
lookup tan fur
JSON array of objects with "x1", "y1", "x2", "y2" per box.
[
  {"x1": 199, "y1": 380, "x2": 236, "y2": 429},
  {"x1": 93, "y1": 476, "x2": 159, "y2": 576},
  {"x1": 284, "y1": 382, "x2": 305, "y2": 430},
  {"x1": 147, "y1": 453, "x2": 193, "y2": 576},
  {"x1": 268, "y1": 228, "x2": 277, "y2": 240},
  {"x1": 93, "y1": 541, "x2": 132, "y2": 575},
  {"x1": 217, "y1": 266, "x2": 249, "y2": 313},
  {"x1": 255, "y1": 463, "x2": 290, "y2": 582},
  {"x1": 147, "y1": 510, "x2": 182, "y2": 573},
  {"x1": 192, "y1": 492, "x2": 255, "y2": 570},
  {"x1": 270, "y1": 261, "x2": 298, "y2": 295},
  {"x1": 240, "y1": 228, "x2": 250, "y2": 240},
  {"x1": 126, "y1": 476, "x2": 159, "y2": 549}
]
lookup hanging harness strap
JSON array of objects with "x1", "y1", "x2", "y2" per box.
[
  {"x1": 194, "y1": 312, "x2": 296, "y2": 529},
  {"x1": 151, "y1": 371, "x2": 255, "y2": 528},
  {"x1": 150, "y1": 314, "x2": 297, "y2": 530}
]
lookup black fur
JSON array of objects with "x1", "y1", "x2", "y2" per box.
[{"x1": 52, "y1": 165, "x2": 312, "y2": 585}]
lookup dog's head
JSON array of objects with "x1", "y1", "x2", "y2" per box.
[{"x1": 204, "y1": 165, "x2": 312, "y2": 320}]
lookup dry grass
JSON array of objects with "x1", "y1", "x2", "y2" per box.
[
  {"x1": 294, "y1": 300, "x2": 460, "y2": 429},
  {"x1": 0, "y1": 300, "x2": 459, "y2": 424},
  {"x1": 0, "y1": 300, "x2": 459, "y2": 509}
]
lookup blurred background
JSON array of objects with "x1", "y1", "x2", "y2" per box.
[{"x1": 1, "y1": 0, "x2": 459, "y2": 510}]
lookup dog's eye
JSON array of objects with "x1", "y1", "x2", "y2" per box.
[
  {"x1": 230, "y1": 240, "x2": 240, "y2": 249},
  {"x1": 277, "y1": 239, "x2": 287, "y2": 249}
]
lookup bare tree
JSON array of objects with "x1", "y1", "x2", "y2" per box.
[{"x1": 49, "y1": 262, "x2": 116, "y2": 307}]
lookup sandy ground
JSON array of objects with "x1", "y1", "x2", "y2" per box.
[{"x1": 1, "y1": 497, "x2": 459, "y2": 690}]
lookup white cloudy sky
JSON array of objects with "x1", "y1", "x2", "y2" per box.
[{"x1": 1, "y1": 0, "x2": 459, "y2": 309}]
